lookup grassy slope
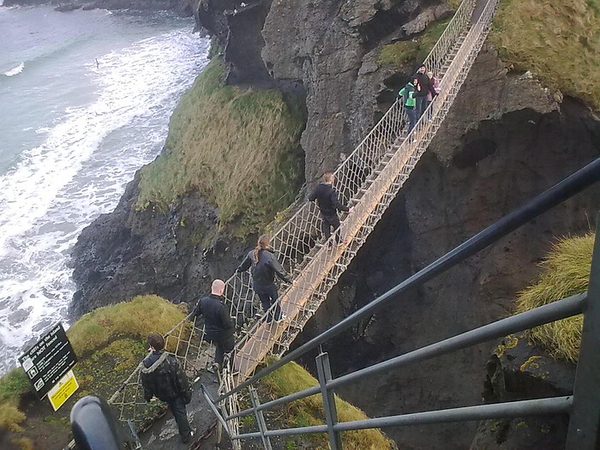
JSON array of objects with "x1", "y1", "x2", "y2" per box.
[
  {"x1": 257, "y1": 359, "x2": 394, "y2": 449},
  {"x1": 136, "y1": 58, "x2": 305, "y2": 238},
  {"x1": 0, "y1": 295, "x2": 185, "y2": 449},
  {"x1": 490, "y1": 0, "x2": 600, "y2": 109},
  {"x1": 378, "y1": 18, "x2": 451, "y2": 68},
  {"x1": 516, "y1": 233, "x2": 594, "y2": 362}
]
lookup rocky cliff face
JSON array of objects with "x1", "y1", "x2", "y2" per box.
[
  {"x1": 70, "y1": 0, "x2": 450, "y2": 315},
  {"x1": 70, "y1": 171, "x2": 250, "y2": 316},
  {"x1": 193, "y1": 0, "x2": 451, "y2": 182},
  {"x1": 69, "y1": 0, "x2": 600, "y2": 448},
  {"x1": 290, "y1": 46, "x2": 600, "y2": 449},
  {"x1": 470, "y1": 333, "x2": 574, "y2": 450}
]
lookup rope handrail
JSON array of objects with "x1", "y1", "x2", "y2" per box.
[{"x1": 106, "y1": 0, "x2": 495, "y2": 434}]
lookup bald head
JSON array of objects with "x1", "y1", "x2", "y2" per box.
[{"x1": 211, "y1": 279, "x2": 225, "y2": 296}]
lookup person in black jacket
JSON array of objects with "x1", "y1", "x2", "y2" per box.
[
  {"x1": 414, "y1": 64, "x2": 436, "y2": 119},
  {"x1": 193, "y1": 279, "x2": 234, "y2": 370},
  {"x1": 141, "y1": 334, "x2": 193, "y2": 444},
  {"x1": 308, "y1": 172, "x2": 352, "y2": 247},
  {"x1": 237, "y1": 235, "x2": 291, "y2": 323}
]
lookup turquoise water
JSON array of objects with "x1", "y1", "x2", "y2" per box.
[{"x1": 0, "y1": 4, "x2": 209, "y2": 373}]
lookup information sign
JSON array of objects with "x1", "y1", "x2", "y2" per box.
[{"x1": 19, "y1": 323, "x2": 78, "y2": 399}]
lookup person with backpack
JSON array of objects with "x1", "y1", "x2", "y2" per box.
[
  {"x1": 237, "y1": 235, "x2": 291, "y2": 323},
  {"x1": 141, "y1": 334, "x2": 194, "y2": 444},
  {"x1": 399, "y1": 77, "x2": 418, "y2": 134}
]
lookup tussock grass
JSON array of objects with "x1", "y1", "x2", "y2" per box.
[
  {"x1": 67, "y1": 294, "x2": 186, "y2": 357},
  {"x1": 261, "y1": 359, "x2": 394, "y2": 449},
  {"x1": 378, "y1": 19, "x2": 450, "y2": 69},
  {"x1": 516, "y1": 233, "x2": 595, "y2": 362},
  {"x1": 136, "y1": 58, "x2": 305, "y2": 237},
  {"x1": 490, "y1": 0, "x2": 600, "y2": 109}
]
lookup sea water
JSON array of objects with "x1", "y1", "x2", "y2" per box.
[{"x1": 0, "y1": 4, "x2": 209, "y2": 373}]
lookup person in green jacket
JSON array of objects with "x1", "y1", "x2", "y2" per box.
[{"x1": 399, "y1": 77, "x2": 419, "y2": 134}]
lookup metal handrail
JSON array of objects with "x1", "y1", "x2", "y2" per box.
[
  {"x1": 226, "y1": 292, "x2": 586, "y2": 421},
  {"x1": 208, "y1": 224, "x2": 599, "y2": 448},
  {"x1": 206, "y1": 155, "x2": 600, "y2": 449},
  {"x1": 217, "y1": 157, "x2": 600, "y2": 403},
  {"x1": 234, "y1": 396, "x2": 573, "y2": 439}
]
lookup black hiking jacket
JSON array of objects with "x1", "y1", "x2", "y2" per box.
[
  {"x1": 308, "y1": 182, "x2": 349, "y2": 217},
  {"x1": 193, "y1": 294, "x2": 234, "y2": 341},
  {"x1": 237, "y1": 248, "x2": 291, "y2": 288},
  {"x1": 140, "y1": 351, "x2": 191, "y2": 403},
  {"x1": 414, "y1": 71, "x2": 437, "y2": 98}
]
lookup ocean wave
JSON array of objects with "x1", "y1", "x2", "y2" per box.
[
  {"x1": 4, "y1": 62, "x2": 24, "y2": 77},
  {"x1": 0, "y1": 28, "x2": 209, "y2": 373}
]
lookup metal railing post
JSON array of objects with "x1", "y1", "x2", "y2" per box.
[
  {"x1": 249, "y1": 386, "x2": 273, "y2": 450},
  {"x1": 566, "y1": 214, "x2": 600, "y2": 449},
  {"x1": 315, "y1": 352, "x2": 342, "y2": 450}
]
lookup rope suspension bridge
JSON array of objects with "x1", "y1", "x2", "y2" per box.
[{"x1": 108, "y1": 0, "x2": 502, "y2": 444}]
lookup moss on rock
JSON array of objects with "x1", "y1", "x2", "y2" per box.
[{"x1": 378, "y1": 19, "x2": 450, "y2": 69}]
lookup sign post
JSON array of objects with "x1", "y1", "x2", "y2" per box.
[{"x1": 19, "y1": 323, "x2": 78, "y2": 409}]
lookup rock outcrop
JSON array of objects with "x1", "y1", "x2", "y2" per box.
[
  {"x1": 470, "y1": 333, "x2": 574, "y2": 450},
  {"x1": 193, "y1": 0, "x2": 452, "y2": 182},
  {"x1": 70, "y1": 172, "x2": 250, "y2": 316}
]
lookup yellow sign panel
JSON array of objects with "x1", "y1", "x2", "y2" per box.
[{"x1": 48, "y1": 370, "x2": 79, "y2": 411}]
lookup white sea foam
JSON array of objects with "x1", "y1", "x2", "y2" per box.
[
  {"x1": 0, "y1": 27, "x2": 209, "y2": 371},
  {"x1": 4, "y1": 62, "x2": 24, "y2": 77}
]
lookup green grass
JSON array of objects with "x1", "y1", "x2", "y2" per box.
[
  {"x1": 0, "y1": 368, "x2": 30, "y2": 432},
  {"x1": 0, "y1": 295, "x2": 186, "y2": 442},
  {"x1": 490, "y1": 0, "x2": 600, "y2": 109},
  {"x1": 67, "y1": 294, "x2": 186, "y2": 357},
  {"x1": 378, "y1": 19, "x2": 451, "y2": 68},
  {"x1": 516, "y1": 233, "x2": 594, "y2": 362},
  {"x1": 260, "y1": 358, "x2": 394, "y2": 449},
  {"x1": 136, "y1": 58, "x2": 305, "y2": 238}
]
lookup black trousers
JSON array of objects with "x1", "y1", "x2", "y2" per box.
[
  {"x1": 254, "y1": 283, "x2": 282, "y2": 322},
  {"x1": 210, "y1": 334, "x2": 235, "y2": 366},
  {"x1": 321, "y1": 213, "x2": 341, "y2": 242},
  {"x1": 166, "y1": 396, "x2": 192, "y2": 441}
]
